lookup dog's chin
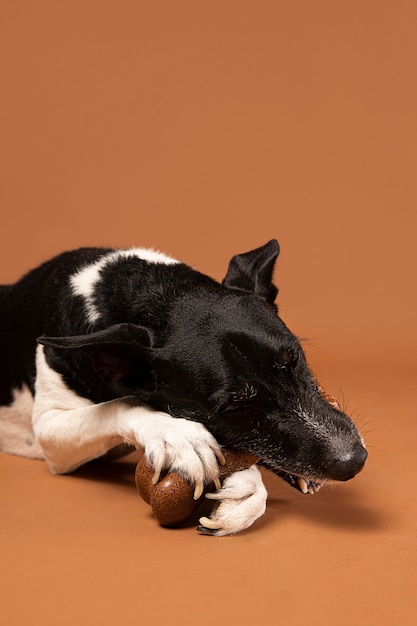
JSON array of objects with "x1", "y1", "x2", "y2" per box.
[{"x1": 259, "y1": 462, "x2": 324, "y2": 495}]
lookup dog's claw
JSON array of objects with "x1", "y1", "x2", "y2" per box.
[
  {"x1": 196, "y1": 525, "x2": 216, "y2": 536},
  {"x1": 194, "y1": 481, "x2": 204, "y2": 500},
  {"x1": 205, "y1": 491, "x2": 220, "y2": 500},
  {"x1": 152, "y1": 469, "x2": 161, "y2": 485},
  {"x1": 214, "y1": 477, "x2": 222, "y2": 491},
  {"x1": 216, "y1": 449, "x2": 226, "y2": 466},
  {"x1": 198, "y1": 516, "x2": 220, "y2": 530}
]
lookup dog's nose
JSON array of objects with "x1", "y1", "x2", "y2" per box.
[{"x1": 327, "y1": 443, "x2": 368, "y2": 481}]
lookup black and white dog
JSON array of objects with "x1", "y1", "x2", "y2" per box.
[{"x1": 0, "y1": 240, "x2": 367, "y2": 535}]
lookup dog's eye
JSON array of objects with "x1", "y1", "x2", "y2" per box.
[
  {"x1": 225, "y1": 403, "x2": 247, "y2": 412},
  {"x1": 222, "y1": 403, "x2": 254, "y2": 418},
  {"x1": 275, "y1": 349, "x2": 299, "y2": 370}
]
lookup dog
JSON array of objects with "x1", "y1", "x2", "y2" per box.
[{"x1": 0, "y1": 239, "x2": 367, "y2": 535}]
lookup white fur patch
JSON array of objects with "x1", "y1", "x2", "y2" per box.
[
  {"x1": 137, "y1": 412, "x2": 222, "y2": 487},
  {"x1": 200, "y1": 465, "x2": 267, "y2": 536},
  {"x1": 0, "y1": 385, "x2": 43, "y2": 459},
  {"x1": 70, "y1": 247, "x2": 180, "y2": 324}
]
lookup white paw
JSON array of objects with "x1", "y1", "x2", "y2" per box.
[
  {"x1": 125, "y1": 411, "x2": 225, "y2": 499},
  {"x1": 198, "y1": 465, "x2": 267, "y2": 536}
]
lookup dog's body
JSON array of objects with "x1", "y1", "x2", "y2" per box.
[{"x1": 0, "y1": 240, "x2": 367, "y2": 535}]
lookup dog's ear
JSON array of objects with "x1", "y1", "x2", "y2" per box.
[
  {"x1": 38, "y1": 323, "x2": 155, "y2": 396},
  {"x1": 222, "y1": 239, "x2": 280, "y2": 304}
]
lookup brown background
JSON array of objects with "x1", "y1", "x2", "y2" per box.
[{"x1": 1, "y1": 1, "x2": 416, "y2": 625}]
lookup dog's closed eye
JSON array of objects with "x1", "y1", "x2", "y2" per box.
[
  {"x1": 220, "y1": 403, "x2": 257, "y2": 423},
  {"x1": 223, "y1": 402, "x2": 250, "y2": 413},
  {"x1": 274, "y1": 348, "x2": 299, "y2": 370}
]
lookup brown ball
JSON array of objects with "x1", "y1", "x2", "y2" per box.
[{"x1": 135, "y1": 449, "x2": 258, "y2": 527}]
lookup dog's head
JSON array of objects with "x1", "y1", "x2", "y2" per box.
[{"x1": 39, "y1": 240, "x2": 367, "y2": 493}]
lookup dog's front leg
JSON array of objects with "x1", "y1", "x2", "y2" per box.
[
  {"x1": 32, "y1": 347, "x2": 224, "y2": 495},
  {"x1": 197, "y1": 465, "x2": 268, "y2": 536}
]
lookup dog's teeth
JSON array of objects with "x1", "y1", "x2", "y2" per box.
[
  {"x1": 194, "y1": 481, "x2": 204, "y2": 500},
  {"x1": 298, "y1": 478, "x2": 309, "y2": 494}
]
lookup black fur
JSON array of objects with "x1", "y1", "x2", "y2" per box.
[{"x1": 1, "y1": 240, "x2": 367, "y2": 488}]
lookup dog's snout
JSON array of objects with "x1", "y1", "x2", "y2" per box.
[{"x1": 326, "y1": 443, "x2": 368, "y2": 481}]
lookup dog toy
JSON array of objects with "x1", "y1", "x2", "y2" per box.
[{"x1": 135, "y1": 449, "x2": 259, "y2": 527}]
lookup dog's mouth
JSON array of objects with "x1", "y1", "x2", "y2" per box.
[
  {"x1": 274, "y1": 468, "x2": 324, "y2": 494},
  {"x1": 257, "y1": 462, "x2": 324, "y2": 494}
]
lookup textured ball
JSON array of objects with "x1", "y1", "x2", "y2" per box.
[{"x1": 135, "y1": 449, "x2": 258, "y2": 527}]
